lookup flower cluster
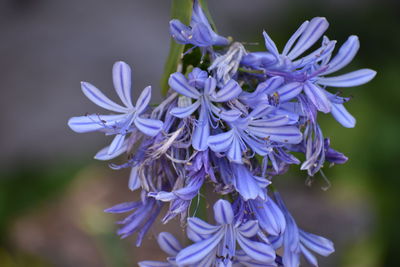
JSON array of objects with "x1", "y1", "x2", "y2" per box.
[{"x1": 68, "y1": 1, "x2": 375, "y2": 266}]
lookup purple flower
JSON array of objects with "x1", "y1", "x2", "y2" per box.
[
  {"x1": 169, "y1": 0, "x2": 229, "y2": 48},
  {"x1": 139, "y1": 232, "x2": 182, "y2": 267},
  {"x1": 176, "y1": 199, "x2": 276, "y2": 266},
  {"x1": 68, "y1": 61, "x2": 163, "y2": 157},
  {"x1": 241, "y1": 18, "x2": 376, "y2": 117},
  {"x1": 169, "y1": 68, "x2": 242, "y2": 151},
  {"x1": 104, "y1": 192, "x2": 163, "y2": 246},
  {"x1": 208, "y1": 104, "x2": 302, "y2": 163},
  {"x1": 270, "y1": 192, "x2": 335, "y2": 267}
]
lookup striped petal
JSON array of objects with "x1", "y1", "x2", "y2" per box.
[
  {"x1": 208, "y1": 130, "x2": 234, "y2": 152},
  {"x1": 204, "y1": 77, "x2": 217, "y2": 95},
  {"x1": 134, "y1": 117, "x2": 163, "y2": 136},
  {"x1": 128, "y1": 165, "x2": 141, "y2": 191},
  {"x1": 68, "y1": 114, "x2": 127, "y2": 133},
  {"x1": 238, "y1": 220, "x2": 259, "y2": 238},
  {"x1": 227, "y1": 134, "x2": 243, "y2": 163},
  {"x1": 263, "y1": 31, "x2": 279, "y2": 58},
  {"x1": 104, "y1": 201, "x2": 140, "y2": 213},
  {"x1": 331, "y1": 103, "x2": 356, "y2": 128},
  {"x1": 192, "y1": 106, "x2": 210, "y2": 151},
  {"x1": 169, "y1": 19, "x2": 191, "y2": 44},
  {"x1": 237, "y1": 234, "x2": 275, "y2": 262},
  {"x1": 213, "y1": 199, "x2": 234, "y2": 225},
  {"x1": 303, "y1": 81, "x2": 331, "y2": 113},
  {"x1": 322, "y1": 35, "x2": 360, "y2": 75},
  {"x1": 287, "y1": 17, "x2": 329, "y2": 60},
  {"x1": 157, "y1": 232, "x2": 182, "y2": 256},
  {"x1": 168, "y1": 72, "x2": 200, "y2": 99},
  {"x1": 112, "y1": 61, "x2": 133, "y2": 108},
  {"x1": 170, "y1": 100, "x2": 200, "y2": 118},
  {"x1": 318, "y1": 69, "x2": 376, "y2": 87},
  {"x1": 188, "y1": 217, "x2": 220, "y2": 236},
  {"x1": 252, "y1": 115, "x2": 290, "y2": 127},
  {"x1": 300, "y1": 244, "x2": 318, "y2": 267},
  {"x1": 219, "y1": 109, "x2": 242, "y2": 122},
  {"x1": 107, "y1": 134, "x2": 126, "y2": 155},
  {"x1": 81, "y1": 82, "x2": 128, "y2": 113},
  {"x1": 299, "y1": 230, "x2": 335, "y2": 257},
  {"x1": 94, "y1": 139, "x2": 128, "y2": 160},
  {"x1": 176, "y1": 229, "x2": 224, "y2": 265},
  {"x1": 135, "y1": 86, "x2": 152, "y2": 114},
  {"x1": 248, "y1": 125, "x2": 302, "y2": 144},
  {"x1": 213, "y1": 79, "x2": 242, "y2": 102},
  {"x1": 282, "y1": 20, "x2": 309, "y2": 56},
  {"x1": 276, "y1": 82, "x2": 303, "y2": 102}
]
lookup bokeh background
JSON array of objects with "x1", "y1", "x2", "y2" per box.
[{"x1": 0, "y1": 0, "x2": 399, "y2": 266}]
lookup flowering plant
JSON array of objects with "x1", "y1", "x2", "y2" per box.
[{"x1": 68, "y1": 1, "x2": 375, "y2": 266}]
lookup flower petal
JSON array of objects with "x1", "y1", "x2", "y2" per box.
[
  {"x1": 188, "y1": 217, "x2": 221, "y2": 235},
  {"x1": 213, "y1": 199, "x2": 234, "y2": 225},
  {"x1": 263, "y1": 30, "x2": 280, "y2": 58},
  {"x1": 135, "y1": 86, "x2": 152, "y2": 114},
  {"x1": 300, "y1": 244, "x2": 318, "y2": 267},
  {"x1": 157, "y1": 232, "x2": 182, "y2": 256},
  {"x1": 299, "y1": 230, "x2": 335, "y2": 257},
  {"x1": 276, "y1": 82, "x2": 303, "y2": 102},
  {"x1": 94, "y1": 139, "x2": 128, "y2": 160},
  {"x1": 169, "y1": 19, "x2": 191, "y2": 44},
  {"x1": 170, "y1": 100, "x2": 200, "y2": 118},
  {"x1": 107, "y1": 134, "x2": 126, "y2": 155},
  {"x1": 282, "y1": 20, "x2": 309, "y2": 56},
  {"x1": 238, "y1": 220, "x2": 259, "y2": 238},
  {"x1": 204, "y1": 77, "x2": 217, "y2": 95},
  {"x1": 331, "y1": 103, "x2": 355, "y2": 128},
  {"x1": 213, "y1": 79, "x2": 242, "y2": 102},
  {"x1": 248, "y1": 125, "x2": 302, "y2": 144},
  {"x1": 237, "y1": 233, "x2": 276, "y2": 262},
  {"x1": 208, "y1": 130, "x2": 234, "y2": 152},
  {"x1": 68, "y1": 114, "x2": 127, "y2": 133},
  {"x1": 192, "y1": 106, "x2": 210, "y2": 151},
  {"x1": 176, "y1": 229, "x2": 224, "y2": 265},
  {"x1": 318, "y1": 69, "x2": 376, "y2": 87},
  {"x1": 128, "y1": 165, "x2": 141, "y2": 191},
  {"x1": 287, "y1": 17, "x2": 329, "y2": 60},
  {"x1": 134, "y1": 117, "x2": 163, "y2": 136},
  {"x1": 322, "y1": 35, "x2": 360, "y2": 75},
  {"x1": 303, "y1": 81, "x2": 331, "y2": 113},
  {"x1": 81, "y1": 82, "x2": 128, "y2": 113},
  {"x1": 112, "y1": 61, "x2": 133, "y2": 108},
  {"x1": 219, "y1": 109, "x2": 242, "y2": 122},
  {"x1": 227, "y1": 134, "x2": 243, "y2": 163},
  {"x1": 168, "y1": 72, "x2": 200, "y2": 99},
  {"x1": 104, "y1": 201, "x2": 140, "y2": 213}
]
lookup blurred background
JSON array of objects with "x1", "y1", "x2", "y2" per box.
[{"x1": 0, "y1": 0, "x2": 399, "y2": 266}]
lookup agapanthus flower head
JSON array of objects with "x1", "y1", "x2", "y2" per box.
[{"x1": 68, "y1": 5, "x2": 375, "y2": 266}]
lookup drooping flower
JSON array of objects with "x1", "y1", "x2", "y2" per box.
[
  {"x1": 68, "y1": 61, "x2": 163, "y2": 157},
  {"x1": 169, "y1": 0, "x2": 229, "y2": 48},
  {"x1": 169, "y1": 68, "x2": 242, "y2": 151},
  {"x1": 176, "y1": 199, "x2": 276, "y2": 266},
  {"x1": 270, "y1": 192, "x2": 335, "y2": 267},
  {"x1": 138, "y1": 232, "x2": 182, "y2": 267},
  {"x1": 104, "y1": 192, "x2": 163, "y2": 246}
]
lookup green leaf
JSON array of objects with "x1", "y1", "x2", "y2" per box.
[{"x1": 160, "y1": 0, "x2": 193, "y2": 96}]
